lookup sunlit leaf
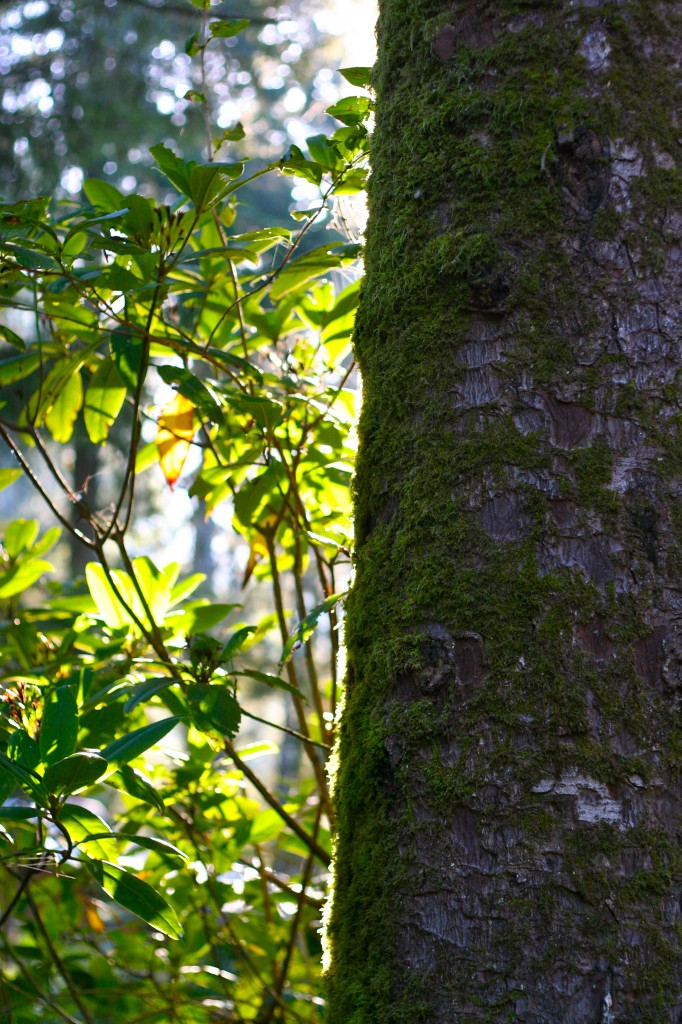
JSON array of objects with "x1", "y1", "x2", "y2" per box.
[
  {"x1": 87, "y1": 860, "x2": 182, "y2": 939},
  {"x1": 0, "y1": 469, "x2": 22, "y2": 493},
  {"x1": 84, "y1": 357, "x2": 127, "y2": 443},
  {"x1": 85, "y1": 563, "x2": 133, "y2": 630},
  {"x1": 0, "y1": 559, "x2": 54, "y2": 599},
  {"x1": 339, "y1": 66, "x2": 372, "y2": 88},
  {"x1": 40, "y1": 686, "x2": 79, "y2": 765},
  {"x1": 281, "y1": 592, "x2": 346, "y2": 665},
  {"x1": 60, "y1": 804, "x2": 118, "y2": 861},
  {"x1": 42, "y1": 752, "x2": 108, "y2": 796},
  {"x1": 4, "y1": 519, "x2": 39, "y2": 558},
  {"x1": 45, "y1": 368, "x2": 83, "y2": 443},
  {"x1": 155, "y1": 393, "x2": 196, "y2": 488},
  {"x1": 100, "y1": 716, "x2": 182, "y2": 765},
  {"x1": 209, "y1": 17, "x2": 250, "y2": 37},
  {"x1": 189, "y1": 684, "x2": 240, "y2": 738},
  {"x1": 0, "y1": 352, "x2": 40, "y2": 386},
  {"x1": 111, "y1": 764, "x2": 166, "y2": 812}
]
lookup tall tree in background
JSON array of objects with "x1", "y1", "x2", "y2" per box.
[{"x1": 327, "y1": 1, "x2": 682, "y2": 1020}]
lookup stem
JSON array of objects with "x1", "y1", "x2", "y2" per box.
[
  {"x1": 259, "y1": 805, "x2": 322, "y2": 1024},
  {"x1": 264, "y1": 531, "x2": 333, "y2": 820},
  {"x1": 241, "y1": 708, "x2": 330, "y2": 750},
  {"x1": 27, "y1": 891, "x2": 97, "y2": 1024},
  {"x1": 293, "y1": 533, "x2": 326, "y2": 737},
  {"x1": 0, "y1": 868, "x2": 32, "y2": 929},
  {"x1": 225, "y1": 741, "x2": 329, "y2": 866}
]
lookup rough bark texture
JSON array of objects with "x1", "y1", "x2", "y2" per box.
[{"x1": 325, "y1": 1, "x2": 682, "y2": 1021}]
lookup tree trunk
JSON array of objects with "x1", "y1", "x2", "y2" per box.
[{"x1": 325, "y1": 2, "x2": 682, "y2": 1021}]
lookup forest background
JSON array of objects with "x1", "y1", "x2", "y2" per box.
[{"x1": 0, "y1": 0, "x2": 375, "y2": 1020}]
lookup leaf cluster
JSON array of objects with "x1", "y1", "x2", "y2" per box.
[{"x1": 0, "y1": 66, "x2": 371, "y2": 1023}]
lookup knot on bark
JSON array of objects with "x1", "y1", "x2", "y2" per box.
[
  {"x1": 414, "y1": 625, "x2": 484, "y2": 696},
  {"x1": 554, "y1": 127, "x2": 611, "y2": 215}
]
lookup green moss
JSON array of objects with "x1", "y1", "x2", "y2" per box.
[{"x1": 325, "y1": 0, "x2": 682, "y2": 1019}]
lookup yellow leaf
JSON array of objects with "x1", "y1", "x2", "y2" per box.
[
  {"x1": 84, "y1": 899, "x2": 106, "y2": 933},
  {"x1": 242, "y1": 533, "x2": 269, "y2": 588},
  {"x1": 241, "y1": 512, "x2": 279, "y2": 587},
  {"x1": 156, "y1": 394, "x2": 195, "y2": 488}
]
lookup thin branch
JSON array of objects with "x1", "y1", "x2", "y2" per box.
[
  {"x1": 258, "y1": 805, "x2": 323, "y2": 1024},
  {"x1": 27, "y1": 890, "x2": 97, "y2": 1024},
  {"x1": 264, "y1": 530, "x2": 333, "y2": 818},
  {"x1": 224, "y1": 742, "x2": 329, "y2": 866},
  {"x1": 240, "y1": 708, "x2": 330, "y2": 751},
  {"x1": 0, "y1": 425, "x2": 96, "y2": 548},
  {"x1": 0, "y1": 868, "x2": 32, "y2": 929}
]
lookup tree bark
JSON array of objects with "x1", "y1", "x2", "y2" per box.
[{"x1": 326, "y1": 2, "x2": 682, "y2": 1021}]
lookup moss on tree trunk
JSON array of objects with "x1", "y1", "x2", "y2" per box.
[{"x1": 325, "y1": 1, "x2": 682, "y2": 1021}]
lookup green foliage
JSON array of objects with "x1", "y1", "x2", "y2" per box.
[{"x1": 0, "y1": 26, "x2": 371, "y2": 1020}]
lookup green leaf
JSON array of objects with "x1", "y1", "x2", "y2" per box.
[
  {"x1": 269, "y1": 243, "x2": 359, "y2": 300},
  {"x1": 84, "y1": 357, "x2": 127, "y2": 444},
  {"x1": 83, "y1": 832, "x2": 186, "y2": 862},
  {"x1": 87, "y1": 860, "x2": 182, "y2": 939},
  {"x1": 100, "y1": 716, "x2": 181, "y2": 765},
  {"x1": 220, "y1": 625, "x2": 256, "y2": 661},
  {"x1": 281, "y1": 592, "x2": 346, "y2": 664},
  {"x1": 184, "y1": 30, "x2": 201, "y2": 57},
  {"x1": 0, "y1": 752, "x2": 46, "y2": 803},
  {"x1": 0, "y1": 469, "x2": 22, "y2": 493},
  {"x1": 59, "y1": 804, "x2": 118, "y2": 860},
  {"x1": 45, "y1": 368, "x2": 83, "y2": 443},
  {"x1": 166, "y1": 602, "x2": 239, "y2": 634},
  {"x1": 111, "y1": 329, "x2": 143, "y2": 390},
  {"x1": 30, "y1": 526, "x2": 61, "y2": 557},
  {"x1": 123, "y1": 194, "x2": 154, "y2": 244},
  {"x1": 123, "y1": 677, "x2": 173, "y2": 713},
  {"x1": 4, "y1": 519, "x2": 39, "y2": 558},
  {"x1": 0, "y1": 352, "x2": 40, "y2": 386},
  {"x1": 83, "y1": 178, "x2": 125, "y2": 213},
  {"x1": 215, "y1": 122, "x2": 245, "y2": 144},
  {"x1": 339, "y1": 66, "x2": 372, "y2": 88},
  {"x1": 113, "y1": 764, "x2": 165, "y2": 812},
  {"x1": 156, "y1": 365, "x2": 221, "y2": 416},
  {"x1": 42, "y1": 753, "x2": 108, "y2": 795},
  {"x1": 169, "y1": 572, "x2": 205, "y2": 607},
  {"x1": 326, "y1": 95, "x2": 372, "y2": 126},
  {"x1": 249, "y1": 808, "x2": 284, "y2": 844},
  {"x1": 1, "y1": 242, "x2": 59, "y2": 270},
  {"x1": 236, "y1": 669, "x2": 302, "y2": 697},
  {"x1": 62, "y1": 231, "x2": 87, "y2": 258},
  {"x1": 150, "y1": 143, "x2": 191, "y2": 196},
  {"x1": 0, "y1": 805, "x2": 39, "y2": 821},
  {"x1": 39, "y1": 687, "x2": 79, "y2": 765},
  {"x1": 189, "y1": 685, "x2": 241, "y2": 738},
  {"x1": 0, "y1": 324, "x2": 26, "y2": 350},
  {"x1": 189, "y1": 163, "x2": 243, "y2": 211},
  {"x1": 85, "y1": 563, "x2": 132, "y2": 629},
  {"x1": 306, "y1": 134, "x2": 344, "y2": 171},
  {"x1": 7, "y1": 730, "x2": 40, "y2": 771},
  {"x1": 0, "y1": 559, "x2": 54, "y2": 599},
  {"x1": 209, "y1": 18, "x2": 250, "y2": 37}
]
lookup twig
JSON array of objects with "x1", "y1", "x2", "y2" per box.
[
  {"x1": 224, "y1": 742, "x2": 329, "y2": 866},
  {"x1": 27, "y1": 890, "x2": 97, "y2": 1024}
]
